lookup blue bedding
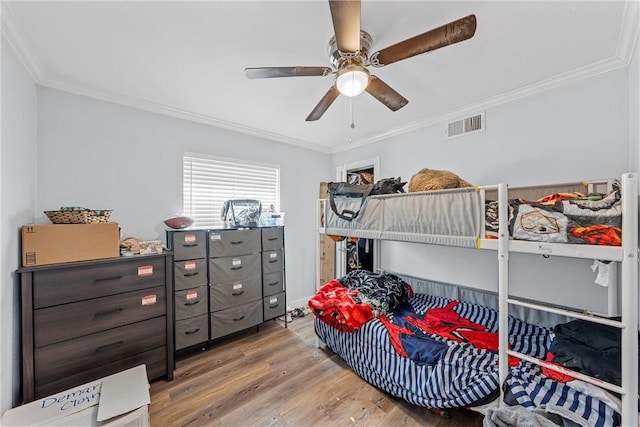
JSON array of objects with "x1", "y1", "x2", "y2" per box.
[{"x1": 314, "y1": 293, "x2": 619, "y2": 426}]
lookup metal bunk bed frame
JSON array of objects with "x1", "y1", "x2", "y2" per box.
[
  {"x1": 316, "y1": 173, "x2": 639, "y2": 425},
  {"x1": 490, "y1": 174, "x2": 638, "y2": 427}
]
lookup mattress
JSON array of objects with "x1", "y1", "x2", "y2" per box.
[{"x1": 314, "y1": 293, "x2": 620, "y2": 426}]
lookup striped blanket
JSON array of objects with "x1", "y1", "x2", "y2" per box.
[{"x1": 315, "y1": 293, "x2": 619, "y2": 427}]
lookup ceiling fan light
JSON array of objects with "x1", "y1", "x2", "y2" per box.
[{"x1": 336, "y1": 65, "x2": 370, "y2": 97}]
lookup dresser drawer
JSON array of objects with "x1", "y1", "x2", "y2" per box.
[
  {"x1": 175, "y1": 314, "x2": 208, "y2": 350},
  {"x1": 35, "y1": 346, "x2": 167, "y2": 400},
  {"x1": 262, "y1": 249, "x2": 284, "y2": 274},
  {"x1": 209, "y1": 276, "x2": 261, "y2": 312},
  {"x1": 34, "y1": 286, "x2": 166, "y2": 347},
  {"x1": 263, "y1": 292, "x2": 286, "y2": 321},
  {"x1": 33, "y1": 257, "x2": 166, "y2": 308},
  {"x1": 175, "y1": 286, "x2": 208, "y2": 320},
  {"x1": 261, "y1": 227, "x2": 284, "y2": 251},
  {"x1": 210, "y1": 300, "x2": 262, "y2": 340},
  {"x1": 208, "y1": 229, "x2": 261, "y2": 257},
  {"x1": 34, "y1": 316, "x2": 166, "y2": 386},
  {"x1": 171, "y1": 230, "x2": 207, "y2": 261},
  {"x1": 174, "y1": 258, "x2": 207, "y2": 291},
  {"x1": 262, "y1": 271, "x2": 285, "y2": 297},
  {"x1": 209, "y1": 253, "x2": 260, "y2": 284}
]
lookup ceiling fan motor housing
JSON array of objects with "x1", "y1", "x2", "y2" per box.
[{"x1": 328, "y1": 30, "x2": 372, "y2": 70}]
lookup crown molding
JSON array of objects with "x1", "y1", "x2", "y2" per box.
[
  {"x1": 1, "y1": 2, "x2": 44, "y2": 82},
  {"x1": 39, "y1": 78, "x2": 334, "y2": 154},
  {"x1": 617, "y1": 0, "x2": 639, "y2": 63},
  {"x1": 331, "y1": 55, "x2": 630, "y2": 153},
  {"x1": 37, "y1": 52, "x2": 631, "y2": 156}
]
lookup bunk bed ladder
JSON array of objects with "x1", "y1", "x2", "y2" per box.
[
  {"x1": 497, "y1": 174, "x2": 638, "y2": 426},
  {"x1": 497, "y1": 183, "x2": 509, "y2": 407},
  {"x1": 619, "y1": 172, "x2": 638, "y2": 427}
]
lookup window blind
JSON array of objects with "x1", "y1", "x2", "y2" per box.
[{"x1": 183, "y1": 153, "x2": 280, "y2": 228}]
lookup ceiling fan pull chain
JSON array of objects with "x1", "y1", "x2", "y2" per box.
[{"x1": 350, "y1": 96, "x2": 355, "y2": 129}]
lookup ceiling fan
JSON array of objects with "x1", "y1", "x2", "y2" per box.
[{"x1": 244, "y1": 1, "x2": 477, "y2": 122}]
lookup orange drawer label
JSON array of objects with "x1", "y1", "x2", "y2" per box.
[
  {"x1": 184, "y1": 233, "x2": 196, "y2": 243},
  {"x1": 186, "y1": 290, "x2": 198, "y2": 300},
  {"x1": 138, "y1": 265, "x2": 153, "y2": 277},
  {"x1": 142, "y1": 294, "x2": 157, "y2": 306},
  {"x1": 184, "y1": 261, "x2": 196, "y2": 270}
]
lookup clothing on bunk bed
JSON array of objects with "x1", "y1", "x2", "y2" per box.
[
  {"x1": 378, "y1": 315, "x2": 448, "y2": 365},
  {"x1": 483, "y1": 405, "x2": 590, "y2": 427},
  {"x1": 380, "y1": 301, "x2": 520, "y2": 366},
  {"x1": 308, "y1": 270, "x2": 413, "y2": 333},
  {"x1": 546, "y1": 319, "x2": 640, "y2": 387}
]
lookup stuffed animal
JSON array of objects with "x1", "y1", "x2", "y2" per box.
[
  {"x1": 120, "y1": 237, "x2": 141, "y2": 254},
  {"x1": 408, "y1": 168, "x2": 473, "y2": 192}
]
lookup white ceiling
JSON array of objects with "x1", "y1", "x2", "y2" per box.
[{"x1": 3, "y1": 1, "x2": 638, "y2": 153}]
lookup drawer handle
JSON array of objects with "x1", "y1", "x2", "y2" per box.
[
  {"x1": 232, "y1": 290, "x2": 245, "y2": 296},
  {"x1": 184, "y1": 300, "x2": 200, "y2": 306},
  {"x1": 233, "y1": 315, "x2": 246, "y2": 322},
  {"x1": 185, "y1": 328, "x2": 201, "y2": 335},
  {"x1": 267, "y1": 281, "x2": 279, "y2": 287},
  {"x1": 269, "y1": 303, "x2": 280, "y2": 308},
  {"x1": 183, "y1": 271, "x2": 200, "y2": 277},
  {"x1": 94, "y1": 341, "x2": 124, "y2": 353},
  {"x1": 182, "y1": 243, "x2": 199, "y2": 248},
  {"x1": 93, "y1": 275, "x2": 123, "y2": 283},
  {"x1": 94, "y1": 307, "x2": 124, "y2": 318},
  {"x1": 230, "y1": 241, "x2": 244, "y2": 245},
  {"x1": 268, "y1": 260, "x2": 278, "y2": 263},
  {"x1": 230, "y1": 266, "x2": 243, "y2": 271},
  {"x1": 267, "y1": 237, "x2": 278, "y2": 241}
]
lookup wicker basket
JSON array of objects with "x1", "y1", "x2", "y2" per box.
[{"x1": 45, "y1": 209, "x2": 113, "y2": 224}]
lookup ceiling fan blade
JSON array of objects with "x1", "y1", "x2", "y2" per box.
[
  {"x1": 329, "y1": 0, "x2": 361, "y2": 53},
  {"x1": 366, "y1": 76, "x2": 408, "y2": 111},
  {"x1": 371, "y1": 14, "x2": 477, "y2": 67},
  {"x1": 306, "y1": 86, "x2": 340, "y2": 121},
  {"x1": 244, "y1": 66, "x2": 332, "y2": 79}
]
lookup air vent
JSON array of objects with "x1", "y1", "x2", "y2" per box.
[{"x1": 446, "y1": 111, "x2": 485, "y2": 139}]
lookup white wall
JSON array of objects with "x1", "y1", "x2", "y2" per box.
[
  {"x1": 631, "y1": 30, "x2": 639, "y2": 174},
  {"x1": 1, "y1": 35, "x2": 38, "y2": 412},
  {"x1": 36, "y1": 88, "x2": 332, "y2": 308},
  {"x1": 334, "y1": 68, "x2": 630, "y2": 184},
  {"x1": 331, "y1": 68, "x2": 633, "y2": 313}
]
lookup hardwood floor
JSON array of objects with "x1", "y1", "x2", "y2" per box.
[{"x1": 149, "y1": 314, "x2": 485, "y2": 427}]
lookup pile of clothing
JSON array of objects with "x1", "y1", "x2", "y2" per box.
[{"x1": 308, "y1": 270, "x2": 413, "y2": 333}]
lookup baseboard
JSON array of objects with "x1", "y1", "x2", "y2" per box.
[{"x1": 286, "y1": 296, "x2": 312, "y2": 312}]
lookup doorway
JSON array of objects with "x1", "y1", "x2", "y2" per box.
[{"x1": 335, "y1": 157, "x2": 381, "y2": 277}]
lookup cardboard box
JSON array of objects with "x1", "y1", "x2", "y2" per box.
[
  {"x1": 1, "y1": 365, "x2": 150, "y2": 426},
  {"x1": 22, "y1": 223, "x2": 120, "y2": 267}
]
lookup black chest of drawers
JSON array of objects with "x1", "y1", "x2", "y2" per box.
[
  {"x1": 168, "y1": 227, "x2": 286, "y2": 354},
  {"x1": 18, "y1": 253, "x2": 174, "y2": 403}
]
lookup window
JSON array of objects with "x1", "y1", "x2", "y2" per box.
[{"x1": 183, "y1": 152, "x2": 280, "y2": 228}]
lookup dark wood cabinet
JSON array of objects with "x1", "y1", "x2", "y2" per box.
[{"x1": 18, "y1": 253, "x2": 174, "y2": 403}]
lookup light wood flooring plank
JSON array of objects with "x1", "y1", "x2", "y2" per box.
[{"x1": 150, "y1": 315, "x2": 484, "y2": 427}]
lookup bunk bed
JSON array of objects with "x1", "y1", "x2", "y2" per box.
[{"x1": 314, "y1": 173, "x2": 638, "y2": 427}]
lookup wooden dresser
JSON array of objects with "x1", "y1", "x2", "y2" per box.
[{"x1": 18, "y1": 253, "x2": 174, "y2": 403}]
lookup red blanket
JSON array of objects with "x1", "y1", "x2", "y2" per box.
[{"x1": 308, "y1": 280, "x2": 374, "y2": 332}]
